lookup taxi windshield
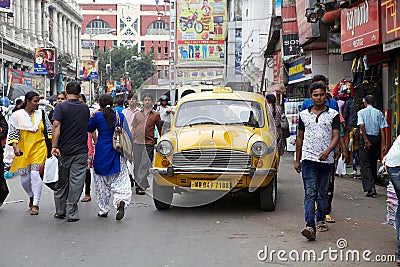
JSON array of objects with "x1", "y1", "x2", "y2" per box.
[{"x1": 174, "y1": 99, "x2": 264, "y2": 128}]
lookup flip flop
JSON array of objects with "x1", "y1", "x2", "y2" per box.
[
  {"x1": 30, "y1": 205, "x2": 39, "y2": 215},
  {"x1": 81, "y1": 196, "x2": 92, "y2": 202}
]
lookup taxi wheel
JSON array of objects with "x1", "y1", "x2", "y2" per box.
[
  {"x1": 259, "y1": 175, "x2": 277, "y2": 212},
  {"x1": 153, "y1": 179, "x2": 173, "y2": 210}
]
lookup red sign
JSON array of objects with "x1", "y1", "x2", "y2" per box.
[
  {"x1": 282, "y1": 6, "x2": 298, "y2": 34},
  {"x1": 381, "y1": 0, "x2": 400, "y2": 43},
  {"x1": 273, "y1": 50, "x2": 283, "y2": 84},
  {"x1": 296, "y1": 0, "x2": 312, "y2": 46},
  {"x1": 341, "y1": 0, "x2": 380, "y2": 54}
]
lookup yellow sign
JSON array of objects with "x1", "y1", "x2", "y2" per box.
[{"x1": 289, "y1": 63, "x2": 304, "y2": 76}]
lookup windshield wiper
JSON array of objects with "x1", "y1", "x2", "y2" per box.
[{"x1": 185, "y1": 121, "x2": 222, "y2": 127}]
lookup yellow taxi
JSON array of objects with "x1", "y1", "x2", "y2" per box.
[{"x1": 150, "y1": 87, "x2": 280, "y2": 211}]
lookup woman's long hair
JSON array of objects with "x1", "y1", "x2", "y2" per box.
[
  {"x1": 265, "y1": 94, "x2": 277, "y2": 118},
  {"x1": 98, "y1": 94, "x2": 115, "y2": 130},
  {"x1": 21, "y1": 91, "x2": 39, "y2": 110}
]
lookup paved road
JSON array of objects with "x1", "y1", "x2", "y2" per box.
[{"x1": 0, "y1": 155, "x2": 396, "y2": 266}]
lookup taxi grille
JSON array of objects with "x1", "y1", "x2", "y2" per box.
[{"x1": 172, "y1": 149, "x2": 252, "y2": 169}]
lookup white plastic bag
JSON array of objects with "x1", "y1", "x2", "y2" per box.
[
  {"x1": 336, "y1": 157, "x2": 346, "y2": 175},
  {"x1": 43, "y1": 156, "x2": 59, "y2": 184}
]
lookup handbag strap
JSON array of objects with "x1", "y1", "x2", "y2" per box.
[
  {"x1": 41, "y1": 110, "x2": 49, "y2": 140},
  {"x1": 115, "y1": 111, "x2": 122, "y2": 127}
]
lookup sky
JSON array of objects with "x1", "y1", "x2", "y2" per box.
[{"x1": 77, "y1": 0, "x2": 167, "y2": 4}]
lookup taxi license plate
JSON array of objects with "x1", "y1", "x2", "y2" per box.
[{"x1": 190, "y1": 180, "x2": 231, "y2": 191}]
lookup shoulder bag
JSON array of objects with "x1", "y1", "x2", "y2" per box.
[{"x1": 113, "y1": 112, "x2": 133, "y2": 161}]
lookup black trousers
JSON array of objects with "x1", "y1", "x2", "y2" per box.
[
  {"x1": 359, "y1": 135, "x2": 380, "y2": 192},
  {"x1": 84, "y1": 169, "x2": 91, "y2": 196},
  {"x1": 0, "y1": 160, "x2": 8, "y2": 203}
]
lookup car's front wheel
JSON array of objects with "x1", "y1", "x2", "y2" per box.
[
  {"x1": 153, "y1": 179, "x2": 173, "y2": 210},
  {"x1": 259, "y1": 175, "x2": 277, "y2": 212}
]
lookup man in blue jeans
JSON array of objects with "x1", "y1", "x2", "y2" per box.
[
  {"x1": 295, "y1": 82, "x2": 340, "y2": 240},
  {"x1": 383, "y1": 135, "x2": 400, "y2": 265}
]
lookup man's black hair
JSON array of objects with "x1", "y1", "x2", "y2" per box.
[
  {"x1": 364, "y1": 95, "x2": 374, "y2": 105},
  {"x1": 309, "y1": 82, "x2": 327, "y2": 95},
  {"x1": 141, "y1": 93, "x2": 153, "y2": 101},
  {"x1": 66, "y1": 81, "x2": 81, "y2": 95},
  {"x1": 312, "y1": 74, "x2": 327, "y2": 84}
]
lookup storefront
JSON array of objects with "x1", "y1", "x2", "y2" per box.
[{"x1": 381, "y1": 0, "x2": 400, "y2": 139}]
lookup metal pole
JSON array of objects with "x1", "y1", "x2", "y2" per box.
[
  {"x1": 89, "y1": 79, "x2": 92, "y2": 106},
  {"x1": 1, "y1": 36, "x2": 4, "y2": 98},
  {"x1": 109, "y1": 49, "x2": 112, "y2": 81}
]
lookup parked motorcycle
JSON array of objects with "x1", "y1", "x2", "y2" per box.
[{"x1": 179, "y1": 11, "x2": 203, "y2": 33}]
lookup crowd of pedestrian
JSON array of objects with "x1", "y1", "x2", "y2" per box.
[{"x1": 0, "y1": 82, "x2": 165, "y2": 222}]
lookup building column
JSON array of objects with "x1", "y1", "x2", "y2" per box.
[
  {"x1": 36, "y1": 0, "x2": 42, "y2": 44},
  {"x1": 68, "y1": 21, "x2": 72, "y2": 55},
  {"x1": 30, "y1": 0, "x2": 36, "y2": 47},
  {"x1": 58, "y1": 13, "x2": 63, "y2": 52},
  {"x1": 52, "y1": 10, "x2": 59, "y2": 49},
  {"x1": 62, "y1": 16, "x2": 67, "y2": 54},
  {"x1": 14, "y1": 0, "x2": 21, "y2": 42}
]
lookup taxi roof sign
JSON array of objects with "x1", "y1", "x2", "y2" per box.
[{"x1": 213, "y1": 87, "x2": 233, "y2": 93}]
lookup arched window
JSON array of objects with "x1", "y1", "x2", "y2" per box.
[
  {"x1": 146, "y1": 20, "x2": 169, "y2": 35},
  {"x1": 85, "y1": 19, "x2": 112, "y2": 35}
]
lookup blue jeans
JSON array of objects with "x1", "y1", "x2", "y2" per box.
[
  {"x1": 387, "y1": 166, "x2": 400, "y2": 259},
  {"x1": 301, "y1": 160, "x2": 333, "y2": 232}
]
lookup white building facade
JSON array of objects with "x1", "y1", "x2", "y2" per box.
[{"x1": 0, "y1": 0, "x2": 82, "y2": 95}]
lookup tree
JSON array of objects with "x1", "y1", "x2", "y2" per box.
[{"x1": 97, "y1": 45, "x2": 155, "y2": 92}]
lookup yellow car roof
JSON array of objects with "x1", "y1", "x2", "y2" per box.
[{"x1": 178, "y1": 90, "x2": 266, "y2": 105}]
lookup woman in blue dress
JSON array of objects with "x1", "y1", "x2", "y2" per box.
[{"x1": 88, "y1": 94, "x2": 132, "y2": 220}]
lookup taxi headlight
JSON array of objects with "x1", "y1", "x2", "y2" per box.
[
  {"x1": 251, "y1": 141, "x2": 268, "y2": 158},
  {"x1": 157, "y1": 140, "x2": 173, "y2": 156}
]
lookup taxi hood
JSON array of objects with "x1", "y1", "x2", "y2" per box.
[{"x1": 173, "y1": 125, "x2": 256, "y2": 152}]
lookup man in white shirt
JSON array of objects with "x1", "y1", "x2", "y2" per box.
[
  {"x1": 122, "y1": 93, "x2": 140, "y2": 187},
  {"x1": 156, "y1": 95, "x2": 174, "y2": 134}
]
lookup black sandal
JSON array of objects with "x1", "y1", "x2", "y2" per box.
[{"x1": 116, "y1": 201, "x2": 125, "y2": 220}]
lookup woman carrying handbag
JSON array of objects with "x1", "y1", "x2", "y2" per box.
[{"x1": 88, "y1": 94, "x2": 132, "y2": 220}]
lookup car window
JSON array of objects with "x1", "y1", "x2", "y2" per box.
[{"x1": 175, "y1": 99, "x2": 264, "y2": 128}]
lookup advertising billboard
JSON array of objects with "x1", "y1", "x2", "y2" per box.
[
  {"x1": 34, "y1": 48, "x2": 56, "y2": 75},
  {"x1": 176, "y1": 0, "x2": 227, "y2": 63},
  {"x1": 81, "y1": 60, "x2": 98, "y2": 80}
]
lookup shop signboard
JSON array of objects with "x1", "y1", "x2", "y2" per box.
[
  {"x1": 283, "y1": 97, "x2": 306, "y2": 152},
  {"x1": 328, "y1": 32, "x2": 341, "y2": 54},
  {"x1": 33, "y1": 47, "x2": 56, "y2": 75},
  {"x1": 0, "y1": 0, "x2": 10, "y2": 12},
  {"x1": 281, "y1": 0, "x2": 299, "y2": 60},
  {"x1": 341, "y1": 0, "x2": 380, "y2": 54},
  {"x1": 288, "y1": 57, "x2": 312, "y2": 84},
  {"x1": 7, "y1": 68, "x2": 24, "y2": 85},
  {"x1": 381, "y1": 0, "x2": 400, "y2": 44},
  {"x1": 176, "y1": 0, "x2": 227, "y2": 63},
  {"x1": 23, "y1": 72, "x2": 32, "y2": 87}
]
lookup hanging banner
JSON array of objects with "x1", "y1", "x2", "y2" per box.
[
  {"x1": 176, "y1": 0, "x2": 227, "y2": 63},
  {"x1": 7, "y1": 68, "x2": 24, "y2": 85},
  {"x1": 80, "y1": 60, "x2": 98, "y2": 81},
  {"x1": 341, "y1": 0, "x2": 380, "y2": 54},
  {"x1": 33, "y1": 48, "x2": 56, "y2": 75},
  {"x1": 235, "y1": 28, "x2": 242, "y2": 74}
]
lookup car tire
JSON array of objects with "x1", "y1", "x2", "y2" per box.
[
  {"x1": 259, "y1": 175, "x2": 277, "y2": 212},
  {"x1": 153, "y1": 179, "x2": 173, "y2": 210}
]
